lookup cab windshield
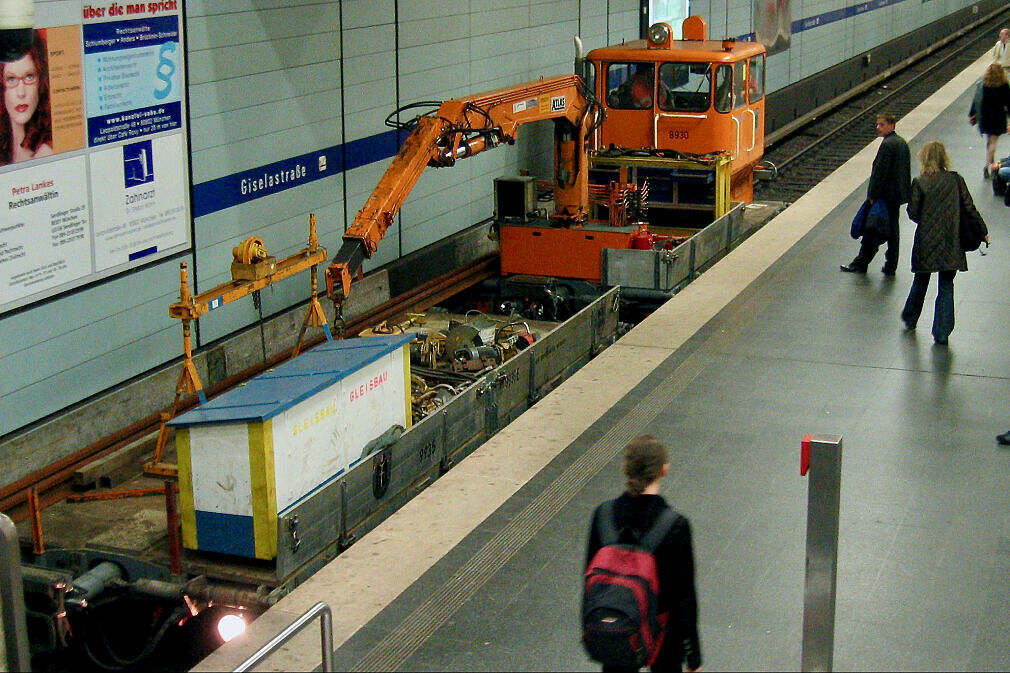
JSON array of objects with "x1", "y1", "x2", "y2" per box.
[{"x1": 658, "y1": 62, "x2": 711, "y2": 112}]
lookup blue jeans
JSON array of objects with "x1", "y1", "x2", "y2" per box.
[{"x1": 901, "y1": 270, "x2": 955, "y2": 340}]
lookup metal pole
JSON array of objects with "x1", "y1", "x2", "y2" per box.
[
  {"x1": 800, "y1": 434, "x2": 843, "y2": 672},
  {"x1": 0, "y1": 513, "x2": 31, "y2": 672}
]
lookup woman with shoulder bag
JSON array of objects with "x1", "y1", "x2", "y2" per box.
[{"x1": 902, "y1": 141, "x2": 989, "y2": 345}]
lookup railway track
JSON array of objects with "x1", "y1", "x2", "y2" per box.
[
  {"x1": 0, "y1": 255, "x2": 498, "y2": 525},
  {"x1": 756, "y1": 10, "x2": 1008, "y2": 203}
]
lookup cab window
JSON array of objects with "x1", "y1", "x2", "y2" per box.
[
  {"x1": 585, "y1": 62, "x2": 596, "y2": 101},
  {"x1": 606, "y1": 62, "x2": 655, "y2": 110},
  {"x1": 733, "y1": 61, "x2": 747, "y2": 109},
  {"x1": 658, "y1": 62, "x2": 711, "y2": 112},
  {"x1": 748, "y1": 55, "x2": 765, "y2": 102},
  {"x1": 714, "y1": 64, "x2": 731, "y2": 113}
]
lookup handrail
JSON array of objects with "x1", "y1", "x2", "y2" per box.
[
  {"x1": 652, "y1": 111, "x2": 706, "y2": 147},
  {"x1": 0, "y1": 513, "x2": 31, "y2": 672},
  {"x1": 233, "y1": 601, "x2": 334, "y2": 672},
  {"x1": 745, "y1": 109, "x2": 757, "y2": 152},
  {"x1": 730, "y1": 114, "x2": 740, "y2": 157}
]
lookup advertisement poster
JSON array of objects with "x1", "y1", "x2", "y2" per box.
[
  {"x1": 0, "y1": 1, "x2": 188, "y2": 314},
  {"x1": 755, "y1": 0, "x2": 791, "y2": 55}
]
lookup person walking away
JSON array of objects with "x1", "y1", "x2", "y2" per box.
[
  {"x1": 991, "y1": 28, "x2": 1010, "y2": 80},
  {"x1": 969, "y1": 62, "x2": 1010, "y2": 178},
  {"x1": 841, "y1": 114, "x2": 911, "y2": 275},
  {"x1": 583, "y1": 436, "x2": 701, "y2": 672},
  {"x1": 970, "y1": 77, "x2": 984, "y2": 140},
  {"x1": 901, "y1": 141, "x2": 988, "y2": 345}
]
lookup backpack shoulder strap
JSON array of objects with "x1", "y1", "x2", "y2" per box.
[
  {"x1": 639, "y1": 508, "x2": 678, "y2": 553},
  {"x1": 596, "y1": 499, "x2": 620, "y2": 547}
]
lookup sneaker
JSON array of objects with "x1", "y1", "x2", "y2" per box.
[{"x1": 997, "y1": 431, "x2": 1010, "y2": 446}]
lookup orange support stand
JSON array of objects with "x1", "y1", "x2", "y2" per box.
[
  {"x1": 145, "y1": 216, "x2": 331, "y2": 479},
  {"x1": 293, "y1": 215, "x2": 334, "y2": 356}
]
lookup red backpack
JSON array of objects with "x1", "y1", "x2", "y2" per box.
[{"x1": 582, "y1": 500, "x2": 676, "y2": 668}]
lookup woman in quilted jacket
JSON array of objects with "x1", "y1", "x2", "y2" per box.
[{"x1": 901, "y1": 141, "x2": 988, "y2": 345}]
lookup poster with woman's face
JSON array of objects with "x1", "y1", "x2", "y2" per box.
[
  {"x1": 0, "y1": 27, "x2": 85, "y2": 166},
  {"x1": 0, "y1": 29, "x2": 53, "y2": 165}
]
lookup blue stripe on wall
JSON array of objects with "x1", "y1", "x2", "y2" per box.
[
  {"x1": 191, "y1": 0, "x2": 911, "y2": 219},
  {"x1": 191, "y1": 130, "x2": 399, "y2": 218},
  {"x1": 738, "y1": 0, "x2": 912, "y2": 44},
  {"x1": 792, "y1": 0, "x2": 910, "y2": 35}
]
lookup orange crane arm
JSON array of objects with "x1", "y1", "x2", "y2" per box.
[{"x1": 326, "y1": 73, "x2": 600, "y2": 302}]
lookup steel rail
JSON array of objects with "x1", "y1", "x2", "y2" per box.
[
  {"x1": 0, "y1": 255, "x2": 498, "y2": 524},
  {"x1": 769, "y1": 17, "x2": 999, "y2": 174}
]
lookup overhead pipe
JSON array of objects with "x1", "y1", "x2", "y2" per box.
[{"x1": 574, "y1": 35, "x2": 584, "y2": 80}]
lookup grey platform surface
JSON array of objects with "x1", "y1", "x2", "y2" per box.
[{"x1": 324, "y1": 83, "x2": 1010, "y2": 671}]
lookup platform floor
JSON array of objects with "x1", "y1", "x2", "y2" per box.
[{"x1": 196, "y1": 53, "x2": 1010, "y2": 672}]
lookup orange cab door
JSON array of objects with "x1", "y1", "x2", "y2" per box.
[
  {"x1": 599, "y1": 62, "x2": 657, "y2": 150},
  {"x1": 600, "y1": 108, "x2": 654, "y2": 149}
]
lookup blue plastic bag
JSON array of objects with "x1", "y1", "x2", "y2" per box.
[
  {"x1": 850, "y1": 199, "x2": 888, "y2": 240},
  {"x1": 850, "y1": 200, "x2": 870, "y2": 239}
]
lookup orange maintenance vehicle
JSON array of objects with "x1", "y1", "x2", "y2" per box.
[
  {"x1": 586, "y1": 17, "x2": 766, "y2": 202},
  {"x1": 326, "y1": 17, "x2": 766, "y2": 306}
]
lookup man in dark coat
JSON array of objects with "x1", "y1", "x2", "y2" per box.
[{"x1": 841, "y1": 114, "x2": 912, "y2": 275}]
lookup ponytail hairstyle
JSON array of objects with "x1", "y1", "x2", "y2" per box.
[
  {"x1": 917, "y1": 140, "x2": 950, "y2": 175},
  {"x1": 623, "y1": 435, "x2": 667, "y2": 496}
]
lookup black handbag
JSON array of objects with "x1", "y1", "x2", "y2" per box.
[{"x1": 956, "y1": 173, "x2": 988, "y2": 252}]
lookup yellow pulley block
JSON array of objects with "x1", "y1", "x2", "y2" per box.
[
  {"x1": 231, "y1": 236, "x2": 276, "y2": 280},
  {"x1": 233, "y1": 237, "x2": 269, "y2": 265}
]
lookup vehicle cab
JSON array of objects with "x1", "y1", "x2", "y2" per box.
[{"x1": 585, "y1": 17, "x2": 767, "y2": 201}]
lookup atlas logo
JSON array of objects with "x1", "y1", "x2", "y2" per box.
[{"x1": 551, "y1": 95, "x2": 566, "y2": 112}]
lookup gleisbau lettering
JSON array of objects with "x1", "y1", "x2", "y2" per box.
[{"x1": 348, "y1": 371, "x2": 390, "y2": 402}]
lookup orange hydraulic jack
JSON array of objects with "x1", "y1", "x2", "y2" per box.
[{"x1": 145, "y1": 215, "x2": 331, "y2": 478}]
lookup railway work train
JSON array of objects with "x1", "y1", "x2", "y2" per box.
[
  {"x1": 327, "y1": 16, "x2": 768, "y2": 311},
  {"x1": 4, "y1": 18, "x2": 780, "y2": 671}
]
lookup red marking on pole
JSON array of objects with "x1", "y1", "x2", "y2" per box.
[{"x1": 801, "y1": 434, "x2": 812, "y2": 476}]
